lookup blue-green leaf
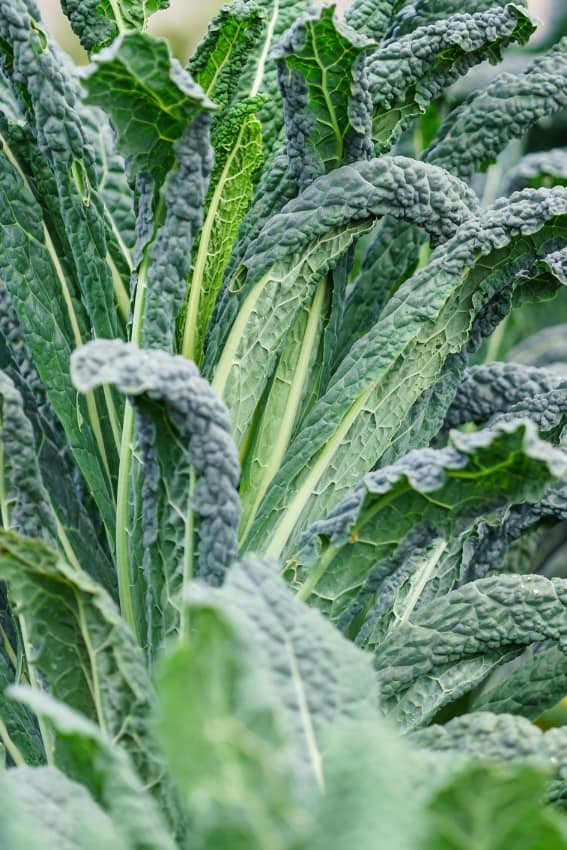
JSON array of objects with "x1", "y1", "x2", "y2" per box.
[{"x1": 71, "y1": 340, "x2": 240, "y2": 653}]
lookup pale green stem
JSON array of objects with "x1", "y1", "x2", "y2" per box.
[
  {"x1": 107, "y1": 252, "x2": 131, "y2": 323},
  {"x1": 78, "y1": 599, "x2": 109, "y2": 736},
  {"x1": 107, "y1": 0, "x2": 127, "y2": 31},
  {"x1": 103, "y1": 385, "x2": 122, "y2": 454},
  {"x1": 114, "y1": 251, "x2": 151, "y2": 641},
  {"x1": 211, "y1": 273, "x2": 270, "y2": 398},
  {"x1": 0, "y1": 716, "x2": 26, "y2": 766},
  {"x1": 53, "y1": 513, "x2": 82, "y2": 573},
  {"x1": 239, "y1": 278, "x2": 327, "y2": 542},
  {"x1": 416, "y1": 240, "x2": 431, "y2": 271},
  {"x1": 0, "y1": 442, "x2": 9, "y2": 529},
  {"x1": 182, "y1": 122, "x2": 248, "y2": 363},
  {"x1": 250, "y1": 1, "x2": 279, "y2": 97},
  {"x1": 484, "y1": 315, "x2": 509, "y2": 364},
  {"x1": 481, "y1": 161, "x2": 503, "y2": 208},
  {"x1": 266, "y1": 384, "x2": 375, "y2": 560},
  {"x1": 115, "y1": 401, "x2": 138, "y2": 639},
  {"x1": 0, "y1": 624, "x2": 17, "y2": 670},
  {"x1": 296, "y1": 544, "x2": 338, "y2": 604},
  {"x1": 397, "y1": 539, "x2": 448, "y2": 626}
]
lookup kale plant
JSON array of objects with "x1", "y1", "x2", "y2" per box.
[{"x1": 2, "y1": 0, "x2": 567, "y2": 846}]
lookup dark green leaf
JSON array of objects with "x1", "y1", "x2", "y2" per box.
[
  {"x1": 274, "y1": 5, "x2": 373, "y2": 188},
  {"x1": 61, "y1": 0, "x2": 170, "y2": 55},
  {"x1": 0, "y1": 532, "x2": 166, "y2": 800}
]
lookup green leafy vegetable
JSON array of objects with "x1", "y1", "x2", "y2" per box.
[
  {"x1": 295, "y1": 420, "x2": 567, "y2": 626},
  {"x1": 247, "y1": 190, "x2": 567, "y2": 558},
  {"x1": 71, "y1": 340, "x2": 240, "y2": 651},
  {"x1": 368, "y1": 5, "x2": 535, "y2": 151},
  {"x1": 274, "y1": 5, "x2": 374, "y2": 189},
  {"x1": 1, "y1": 1, "x2": 567, "y2": 846},
  {"x1": 156, "y1": 592, "x2": 306, "y2": 850},
  {"x1": 0, "y1": 531, "x2": 166, "y2": 801},
  {"x1": 61, "y1": 0, "x2": 170, "y2": 54}
]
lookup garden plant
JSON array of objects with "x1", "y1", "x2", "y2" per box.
[{"x1": 2, "y1": 0, "x2": 567, "y2": 846}]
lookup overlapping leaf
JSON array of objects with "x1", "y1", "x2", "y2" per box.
[
  {"x1": 11, "y1": 688, "x2": 178, "y2": 850},
  {"x1": 274, "y1": 5, "x2": 374, "y2": 189},
  {"x1": 246, "y1": 189, "x2": 567, "y2": 560},
  {"x1": 294, "y1": 421, "x2": 566, "y2": 631},
  {"x1": 426, "y1": 37, "x2": 567, "y2": 179},
  {"x1": 412, "y1": 712, "x2": 567, "y2": 806},
  {"x1": 368, "y1": 5, "x2": 535, "y2": 151},
  {"x1": 0, "y1": 532, "x2": 166, "y2": 801},
  {"x1": 72, "y1": 340, "x2": 240, "y2": 652},
  {"x1": 61, "y1": 0, "x2": 170, "y2": 54},
  {"x1": 208, "y1": 156, "x2": 478, "y2": 450},
  {"x1": 156, "y1": 593, "x2": 307, "y2": 850},
  {"x1": 0, "y1": 284, "x2": 115, "y2": 590},
  {"x1": 196, "y1": 557, "x2": 379, "y2": 790}
]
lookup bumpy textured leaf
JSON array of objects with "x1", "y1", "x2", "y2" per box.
[
  {"x1": 188, "y1": 0, "x2": 265, "y2": 112},
  {"x1": 0, "y1": 2, "x2": 123, "y2": 343},
  {"x1": 336, "y1": 0, "x2": 531, "y2": 352},
  {"x1": 181, "y1": 97, "x2": 263, "y2": 364},
  {"x1": 239, "y1": 0, "x2": 316, "y2": 158},
  {"x1": 210, "y1": 157, "x2": 478, "y2": 449},
  {"x1": 145, "y1": 113, "x2": 214, "y2": 351},
  {"x1": 0, "y1": 109, "x2": 115, "y2": 534},
  {"x1": 388, "y1": 0, "x2": 528, "y2": 38},
  {"x1": 156, "y1": 595, "x2": 306, "y2": 850},
  {"x1": 12, "y1": 689, "x2": 178, "y2": 850},
  {"x1": 335, "y1": 217, "x2": 423, "y2": 364},
  {"x1": 0, "y1": 652, "x2": 44, "y2": 767},
  {"x1": 445, "y1": 363, "x2": 567, "y2": 429},
  {"x1": 412, "y1": 712, "x2": 567, "y2": 806},
  {"x1": 274, "y1": 5, "x2": 373, "y2": 189},
  {"x1": 368, "y1": 5, "x2": 535, "y2": 150},
  {"x1": 84, "y1": 32, "x2": 215, "y2": 190},
  {"x1": 203, "y1": 556, "x2": 379, "y2": 790},
  {"x1": 72, "y1": 341, "x2": 240, "y2": 651},
  {"x1": 85, "y1": 32, "x2": 216, "y2": 352},
  {"x1": 247, "y1": 188, "x2": 567, "y2": 560},
  {"x1": 424, "y1": 762, "x2": 567, "y2": 850},
  {"x1": 0, "y1": 372, "x2": 57, "y2": 543},
  {"x1": 0, "y1": 532, "x2": 166, "y2": 798},
  {"x1": 426, "y1": 38, "x2": 567, "y2": 180},
  {"x1": 0, "y1": 766, "x2": 128, "y2": 850},
  {"x1": 452, "y1": 477, "x2": 567, "y2": 589},
  {"x1": 394, "y1": 651, "x2": 516, "y2": 733},
  {"x1": 0, "y1": 284, "x2": 115, "y2": 591},
  {"x1": 79, "y1": 105, "x2": 136, "y2": 269},
  {"x1": 61, "y1": 0, "x2": 170, "y2": 54},
  {"x1": 224, "y1": 150, "x2": 298, "y2": 282},
  {"x1": 369, "y1": 574, "x2": 567, "y2": 704},
  {"x1": 345, "y1": 0, "x2": 405, "y2": 41},
  {"x1": 294, "y1": 421, "x2": 566, "y2": 628}
]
